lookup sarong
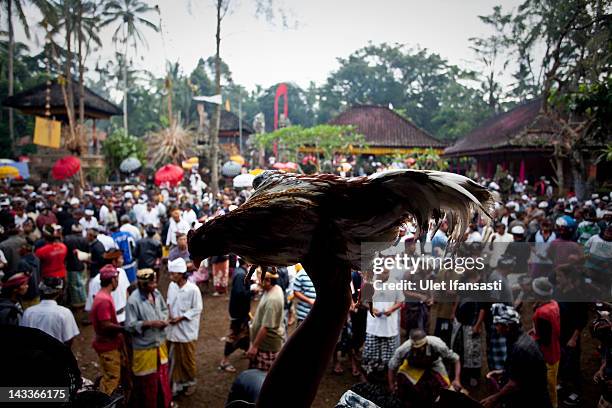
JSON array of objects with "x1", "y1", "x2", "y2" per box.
[
  {"x1": 212, "y1": 260, "x2": 229, "y2": 293},
  {"x1": 132, "y1": 344, "x2": 171, "y2": 408},
  {"x1": 451, "y1": 321, "x2": 482, "y2": 369},
  {"x1": 168, "y1": 341, "x2": 197, "y2": 394},
  {"x1": 249, "y1": 349, "x2": 278, "y2": 371},
  {"x1": 67, "y1": 270, "x2": 87, "y2": 307},
  {"x1": 361, "y1": 334, "x2": 399, "y2": 374}
]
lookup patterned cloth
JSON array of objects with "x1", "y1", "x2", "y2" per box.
[
  {"x1": 249, "y1": 349, "x2": 278, "y2": 371},
  {"x1": 67, "y1": 269, "x2": 87, "y2": 307},
  {"x1": 487, "y1": 325, "x2": 507, "y2": 370},
  {"x1": 362, "y1": 334, "x2": 399, "y2": 374},
  {"x1": 335, "y1": 390, "x2": 381, "y2": 408},
  {"x1": 451, "y1": 320, "x2": 482, "y2": 369},
  {"x1": 212, "y1": 259, "x2": 229, "y2": 294}
]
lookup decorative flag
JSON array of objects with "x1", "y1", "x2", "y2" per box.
[
  {"x1": 193, "y1": 94, "x2": 222, "y2": 104},
  {"x1": 33, "y1": 116, "x2": 61, "y2": 148}
]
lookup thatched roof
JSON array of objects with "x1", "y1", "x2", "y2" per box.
[
  {"x1": 219, "y1": 110, "x2": 254, "y2": 135},
  {"x1": 2, "y1": 79, "x2": 122, "y2": 120},
  {"x1": 444, "y1": 98, "x2": 557, "y2": 156},
  {"x1": 329, "y1": 105, "x2": 446, "y2": 148}
]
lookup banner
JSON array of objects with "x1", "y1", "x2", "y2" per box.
[{"x1": 33, "y1": 116, "x2": 61, "y2": 148}]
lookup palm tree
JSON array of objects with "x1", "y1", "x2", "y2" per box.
[{"x1": 101, "y1": 0, "x2": 159, "y2": 137}]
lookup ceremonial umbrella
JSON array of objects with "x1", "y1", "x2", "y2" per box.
[
  {"x1": 51, "y1": 156, "x2": 81, "y2": 180},
  {"x1": 233, "y1": 173, "x2": 255, "y2": 188},
  {"x1": 0, "y1": 166, "x2": 20, "y2": 178},
  {"x1": 154, "y1": 164, "x2": 184, "y2": 186},
  {"x1": 222, "y1": 161, "x2": 242, "y2": 177},
  {"x1": 249, "y1": 168, "x2": 264, "y2": 176},
  {"x1": 119, "y1": 157, "x2": 142, "y2": 173},
  {"x1": 230, "y1": 155, "x2": 245, "y2": 165}
]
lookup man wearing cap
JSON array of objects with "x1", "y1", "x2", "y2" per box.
[
  {"x1": 79, "y1": 209, "x2": 100, "y2": 237},
  {"x1": 505, "y1": 224, "x2": 530, "y2": 273},
  {"x1": 85, "y1": 249, "x2": 131, "y2": 323},
  {"x1": 63, "y1": 224, "x2": 89, "y2": 310},
  {"x1": 531, "y1": 277, "x2": 561, "y2": 407},
  {"x1": 90, "y1": 264, "x2": 128, "y2": 396},
  {"x1": 482, "y1": 304, "x2": 552, "y2": 408},
  {"x1": 0, "y1": 272, "x2": 29, "y2": 325},
  {"x1": 247, "y1": 268, "x2": 285, "y2": 371},
  {"x1": 125, "y1": 268, "x2": 172, "y2": 408},
  {"x1": 166, "y1": 258, "x2": 203, "y2": 396},
  {"x1": 388, "y1": 328, "x2": 461, "y2": 406},
  {"x1": 35, "y1": 224, "x2": 68, "y2": 284},
  {"x1": 21, "y1": 277, "x2": 80, "y2": 347}
]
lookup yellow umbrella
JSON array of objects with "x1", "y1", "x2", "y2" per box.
[
  {"x1": 182, "y1": 161, "x2": 195, "y2": 170},
  {"x1": 249, "y1": 168, "x2": 264, "y2": 176},
  {"x1": 230, "y1": 155, "x2": 245, "y2": 165},
  {"x1": 0, "y1": 166, "x2": 19, "y2": 178},
  {"x1": 186, "y1": 157, "x2": 199, "y2": 164}
]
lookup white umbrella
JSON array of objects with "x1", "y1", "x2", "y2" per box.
[
  {"x1": 233, "y1": 173, "x2": 255, "y2": 188},
  {"x1": 222, "y1": 161, "x2": 242, "y2": 177},
  {"x1": 120, "y1": 157, "x2": 142, "y2": 173}
]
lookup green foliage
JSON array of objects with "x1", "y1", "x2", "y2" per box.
[
  {"x1": 318, "y1": 43, "x2": 492, "y2": 141},
  {"x1": 101, "y1": 129, "x2": 146, "y2": 174},
  {"x1": 254, "y1": 124, "x2": 366, "y2": 163}
]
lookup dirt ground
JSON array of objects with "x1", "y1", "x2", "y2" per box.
[{"x1": 72, "y1": 276, "x2": 603, "y2": 408}]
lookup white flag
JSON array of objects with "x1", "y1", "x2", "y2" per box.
[{"x1": 193, "y1": 94, "x2": 222, "y2": 104}]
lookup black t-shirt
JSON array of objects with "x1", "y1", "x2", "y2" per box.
[
  {"x1": 134, "y1": 237, "x2": 162, "y2": 269},
  {"x1": 505, "y1": 332, "x2": 552, "y2": 408},
  {"x1": 63, "y1": 234, "x2": 89, "y2": 272},
  {"x1": 229, "y1": 267, "x2": 252, "y2": 319},
  {"x1": 89, "y1": 239, "x2": 106, "y2": 277}
]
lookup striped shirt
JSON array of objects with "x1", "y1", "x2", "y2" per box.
[{"x1": 293, "y1": 270, "x2": 316, "y2": 321}]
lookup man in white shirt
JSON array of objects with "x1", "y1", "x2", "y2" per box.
[
  {"x1": 166, "y1": 258, "x2": 203, "y2": 396},
  {"x1": 141, "y1": 202, "x2": 161, "y2": 228},
  {"x1": 486, "y1": 222, "x2": 514, "y2": 267},
  {"x1": 21, "y1": 277, "x2": 79, "y2": 347},
  {"x1": 99, "y1": 197, "x2": 118, "y2": 227},
  {"x1": 85, "y1": 249, "x2": 131, "y2": 322},
  {"x1": 362, "y1": 269, "x2": 404, "y2": 375},
  {"x1": 133, "y1": 199, "x2": 148, "y2": 226},
  {"x1": 181, "y1": 203, "x2": 198, "y2": 230},
  {"x1": 166, "y1": 209, "x2": 190, "y2": 247},
  {"x1": 120, "y1": 215, "x2": 142, "y2": 241},
  {"x1": 96, "y1": 229, "x2": 118, "y2": 251},
  {"x1": 79, "y1": 209, "x2": 100, "y2": 237}
]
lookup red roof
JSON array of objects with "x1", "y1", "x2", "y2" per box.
[
  {"x1": 444, "y1": 98, "x2": 553, "y2": 156},
  {"x1": 329, "y1": 105, "x2": 445, "y2": 148}
]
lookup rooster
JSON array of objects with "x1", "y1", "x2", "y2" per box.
[{"x1": 188, "y1": 169, "x2": 493, "y2": 276}]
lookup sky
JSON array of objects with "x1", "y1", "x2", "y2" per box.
[{"x1": 17, "y1": 0, "x2": 523, "y2": 92}]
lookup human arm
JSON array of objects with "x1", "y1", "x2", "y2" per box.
[
  {"x1": 481, "y1": 379, "x2": 520, "y2": 408},
  {"x1": 293, "y1": 290, "x2": 315, "y2": 306},
  {"x1": 473, "y1": 306, "x2": 486, "y2": 334},
  {"x1": 246, "y1": 326, "x2": 268, "y2": 359},
  {"x1": 383, "y1": 301, "x2": 403, "y2": 316}
]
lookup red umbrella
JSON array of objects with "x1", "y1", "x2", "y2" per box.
[
  {"x1": 154, "y1": 164, "x2": 184, "y2": 186},
  {"x1": 51, "y1": 156, "x2": 81, "y2": 180}
]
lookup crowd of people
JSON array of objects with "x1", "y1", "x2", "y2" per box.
[{"x1": 0, "y1": 167, "x2": 610, "y2": 408}]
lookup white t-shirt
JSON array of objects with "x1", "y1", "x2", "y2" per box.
[
  {"x1": 366, "y1": 285, "x2": 404, "y2": 338},
  {"x1": 85, "y1": 268, "x2": 131, "y2": 322},
  {"x1": 21, "y1": 300, "x2": 80, "y2": 343}
]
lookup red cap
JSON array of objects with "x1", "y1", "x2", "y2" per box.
[{"x1": 99, "y1": 264, "x2": 119, "y2": 280}]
